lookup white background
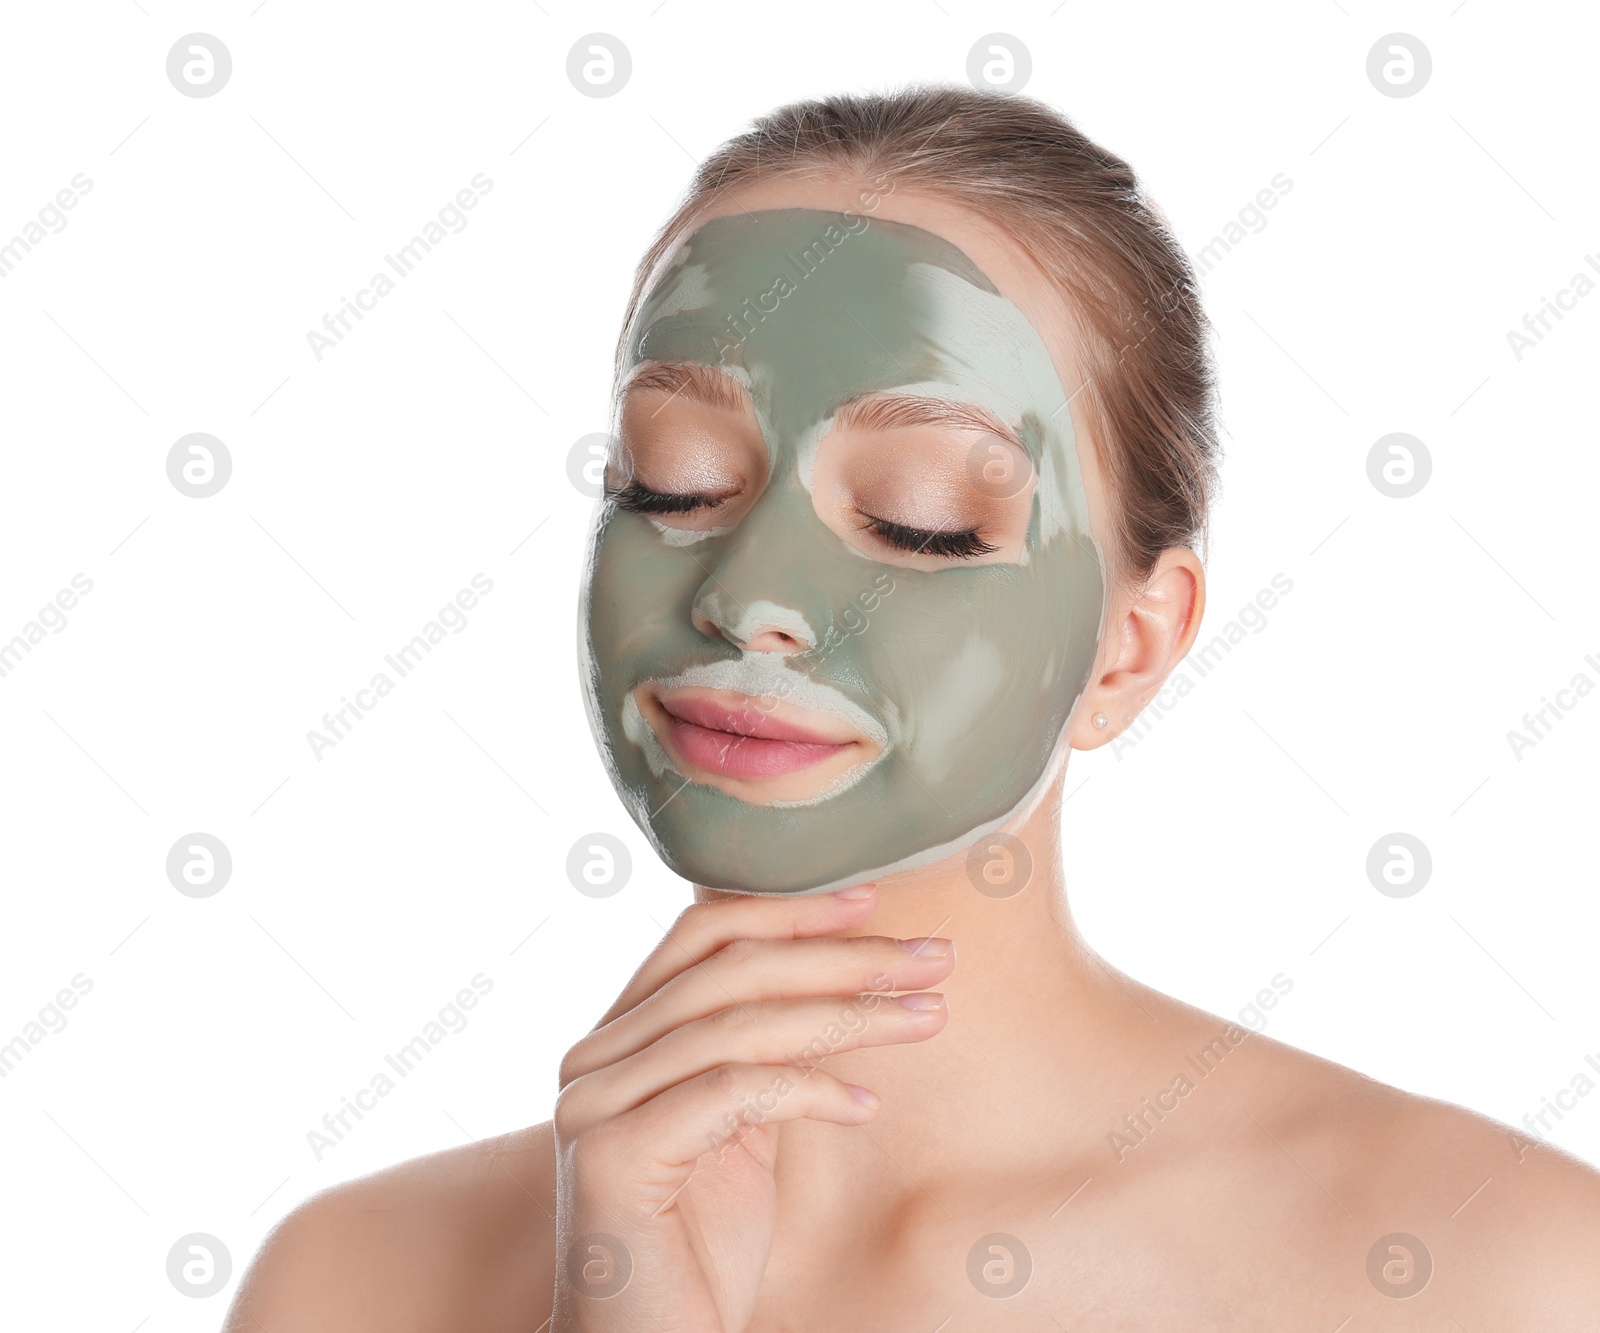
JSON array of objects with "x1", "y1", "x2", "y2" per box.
[{"x1": 1, "y1": 2, "x2": 1596, "y2": 1327}]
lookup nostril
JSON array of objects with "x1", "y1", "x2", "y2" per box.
[
  {"x1": 746, "y1": 629, "x2": 802, "y2": 654},
  {"x1": 690, "y1": 596, "x2": 818, "y2": 654},
  {"x1": 690, "y1": 610, "x2": 726, "y2": 642}
]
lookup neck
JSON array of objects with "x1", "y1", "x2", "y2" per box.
[{"x1": 694, "y1": 765, "x2": 1195, "y2": 1215}]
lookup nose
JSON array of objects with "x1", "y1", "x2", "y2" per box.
[
  {"x1": 692, "y1": 594, "x2": 816, "y2": 655},
  {"x1": 688, "y1": 477, "x2": 824, "y2": 656}
]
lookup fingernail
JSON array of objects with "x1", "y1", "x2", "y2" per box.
[
  {"x1": 846, "y1": 1083, "x2": 880, "y2": 1108},
  {"x1": 834, "y1": 883, "x2": 877, "y2": 900},
  {"x1": 896, "y1": 936, "x2": 952, "y2": 957},
  {"x1": 895, "y1": 992, "x2": 945, "y2": 1011}
]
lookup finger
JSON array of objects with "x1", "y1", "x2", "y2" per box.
[
  {"x1": 567, "y1": 934, "x2": 955, "y2": 1080},
  {"x1": 567, "y1": 1063, "x2": 879, "y2": 1191},
  {"x1": 562, "y1": 991, "x2": 946, "y2": 1130},
  {"x1": 593, "y1": 884, "x2": 880, "y2": 1028}
]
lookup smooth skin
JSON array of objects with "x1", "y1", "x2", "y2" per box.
[{"x1": 224, "y1": 176, "x2": 1600, "y2": 1332}]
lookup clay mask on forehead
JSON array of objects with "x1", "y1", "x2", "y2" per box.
[{"x1": 578, "y1": 208, "x2": 1105, "y2": 895}]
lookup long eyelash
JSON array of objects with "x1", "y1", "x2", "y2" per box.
[
  {"x1": 861, "y1": 514, "x2": 996, "y2": 559},
  {"x1": 606, "y1": 479, "x2": 727, "y2": 515}
]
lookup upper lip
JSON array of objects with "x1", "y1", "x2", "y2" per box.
[{"x1": 656, "y1": 688, "x2": 865, "y2": 747}]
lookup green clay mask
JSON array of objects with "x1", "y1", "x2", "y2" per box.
[{"x1": 578, "y1": 208, "x2": 1105, "y2": 894}]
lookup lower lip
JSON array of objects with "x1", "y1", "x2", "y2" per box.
[{"x1": 662, "y1": 713, "x2": 852, "y2": 778}]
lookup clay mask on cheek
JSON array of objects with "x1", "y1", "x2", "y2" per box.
[{"x1": 578, "y1": 208, "x2": 1105, "y2": 895}]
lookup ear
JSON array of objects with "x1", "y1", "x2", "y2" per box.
[{"x1": 1069, "y1": 547, "x2": 1205, "y2": 750}]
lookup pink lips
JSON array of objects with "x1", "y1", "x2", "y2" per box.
[{"x1": 657, "y1": 693, "x2": 857, "y2": 779}]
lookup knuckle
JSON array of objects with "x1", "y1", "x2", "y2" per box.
[
  {"x1": 556, "y1": 1039, "x2": 592, "y2": 1089},
  {"x1": 858, "y1": 963, "x2": 897, "y2": 995},
  {"x1": 552, "y1": 1081, "x2": 590, "y2": 1141},
  {"x1": 709, "y1": 1000, "x2": 762, "y2": 1031},
  {"x1": 673, "y1": 900, "x2": 717, "y2": 943},
  {"x1": 704, "y1": 1063, "x2": 744, "y2": 1098},
  {"x1": 715, "y1": 935, "x2": 761, "y2": 967}
]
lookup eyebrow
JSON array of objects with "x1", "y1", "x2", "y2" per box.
[
  {"x1": 620, "y1": 359, "x2": 1025, "y2": 449},
  {"x1": 832, "y1": 393, "x2": 1025, "y2": 451},
  {"x1": 620, "y1": 360, "x2": 753, "y2": 418}
]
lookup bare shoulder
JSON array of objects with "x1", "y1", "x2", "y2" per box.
[
  {"x1": 1235, "y1": 1026, "x2": 1600, "y2": 1325},
  {"x1": 223, "y1": 1121, "x2": 557, "y2": 1333}
]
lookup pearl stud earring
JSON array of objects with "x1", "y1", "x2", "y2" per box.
[{"x1": 1092, "y1": 713, "x2": 1109, "y2": 729}]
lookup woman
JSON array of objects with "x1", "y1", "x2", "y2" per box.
[{"x1": 226, "y1": 87, "x2": 1600, "y2": 1330}]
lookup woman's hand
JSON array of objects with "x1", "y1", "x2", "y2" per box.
[{"x1": 548, "y1": 884, "x2": 954, "y2": 1332}]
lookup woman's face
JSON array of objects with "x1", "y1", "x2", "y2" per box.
[{"x1": 579, "y1": 179, "x2": 1109, "y2": 894}]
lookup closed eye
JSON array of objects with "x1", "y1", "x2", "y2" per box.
[
  {"x1": 607, "y1": 479, "x2": 728, "y2": 516},
  {"x1": 858, "y1": 512, "x2": 997, "y2": 560}
]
